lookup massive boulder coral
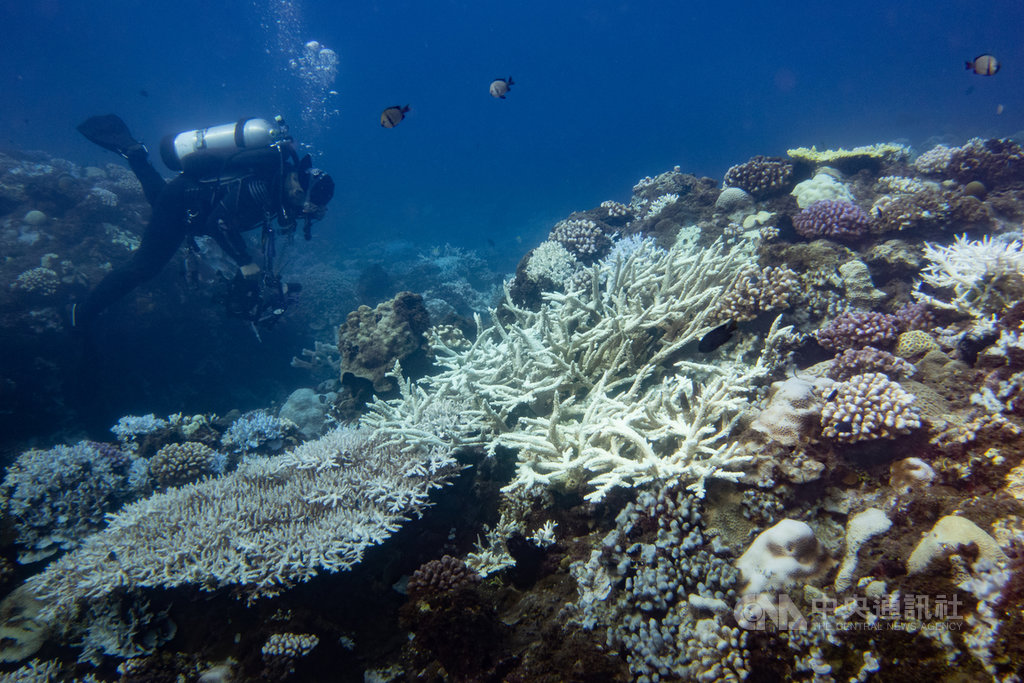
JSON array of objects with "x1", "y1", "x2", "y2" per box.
[{"x1": 337, "y1": 291, "x2": 431, "y2": 393}]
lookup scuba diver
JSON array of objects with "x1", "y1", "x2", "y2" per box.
[{"x1": 70, "y1": 114, "x2": 334, "y2": 339}]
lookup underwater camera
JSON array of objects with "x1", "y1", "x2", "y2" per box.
[{"x1": 218, "y1": 270, "x2": 302, "y2": 333}]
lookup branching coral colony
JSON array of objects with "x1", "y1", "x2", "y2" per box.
[{"x1": 366, "y1": 231, "x2": 795, "y2": 570}]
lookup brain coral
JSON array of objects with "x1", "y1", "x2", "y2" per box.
[
  {"x1": 792, "y1": 200, "x2": 872, "y2": 241},
  {"x1": 894, "y1": 330, "x2": 939, "y2": 358}
]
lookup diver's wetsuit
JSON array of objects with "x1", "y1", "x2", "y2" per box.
[{"x1": 73, "y1": 148, "x2": 291, "y2": 330}]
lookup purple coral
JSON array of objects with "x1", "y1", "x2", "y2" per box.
[
  {"x1": 792, "y1": 200, "x2": 871, "y2": 241},
  {"x1": 827, "y1": 347, "x2": 915, "y2": 381},
  {"x1": 815, "y1": 311, "x2": 899, "y2": 351},
  {"x1": 892, "y1": 302, "x2": 935, "y2": 332}
]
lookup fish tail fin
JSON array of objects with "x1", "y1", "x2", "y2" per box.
[
  {"x1": 508, "y1": 77, "x2": 514, "y2": 85},
  {"x1": 965, "y1": 61, "x2": 973, "y2": 70}
]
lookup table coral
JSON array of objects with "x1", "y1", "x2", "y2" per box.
[{"x1": 27, "y1": 425, "x2": 461, "y2": 615}]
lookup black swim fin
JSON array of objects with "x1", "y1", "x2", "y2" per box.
[{"x1": 77, "y1": 114, "x2": 142, "y2": 157}]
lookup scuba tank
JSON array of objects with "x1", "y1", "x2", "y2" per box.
[{"x1": 160, "y1": 116, "x2": 290, "y2": 172}]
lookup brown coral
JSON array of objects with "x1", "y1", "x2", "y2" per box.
[
  {"x1": 948, "y1": 137, "x2": 1024, "y2": 188},
  {"x1": 149, "y1": 442, "x2": 219, "y2": 488},
  {"x1": 337, "y1": 291, "x2": 430, "y2": 393},
  {"x1": 715, "y1": 265, "x2": 798, "y2": 322},
  {"x1": 407, "y1": 555, "x2": 481, "y2": 597},
  {"x1": 723, "y1": 156, "x2": 795, "y2": 199}
]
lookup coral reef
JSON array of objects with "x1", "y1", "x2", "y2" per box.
[{"x1": 5, "y1": 132, "x2": 1024, "y2": 681}]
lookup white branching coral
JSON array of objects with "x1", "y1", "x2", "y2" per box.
[
  {"x1": 27, "y1": 426, "x2": 459, "y2": 617},
  {"x1": 644, "y1": 193, "x2": 678, "y2": 219},
  {"x1": 525, "y1": 240, "x2": 577, "y2": 283},
  {"x1": 368, "y1": 234, "x2": 791, "y2": 503},
  {"x1": 914, "y1": 233, "x2": 1024, "y2": 318}
]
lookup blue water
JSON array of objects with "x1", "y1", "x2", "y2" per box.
[{"x1": 2, "y1": 0, "x2": 1022, "y2": 268}]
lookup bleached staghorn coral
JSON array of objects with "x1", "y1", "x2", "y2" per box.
[
  {"x1": 913, "y1": 233, "x2": 1024, "y2": 318},
  {"x1": 27, "y1": 426, "x2": 459, "y2": 618},
  {"x1": 367, "y1": 233, "x2": 793, "y2": 503}
]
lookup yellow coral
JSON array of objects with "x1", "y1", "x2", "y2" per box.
[
  {"x1": 894, "y1": 330, "x2": 938, "y2": 358},
  {"x1": 787, "y1": 143, "x2": 910, "y2": 164}
]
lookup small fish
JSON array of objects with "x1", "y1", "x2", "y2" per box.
[
  {"x1": 380, "y1": 105, "x2": 410, "y2": 128},
  {"x1": 966, "y1": 54, "x2": 1000, "y2": 76},
  {"x1": 489, "y1": 77, "x2": 514, "y2": 99},
  {"x1": 139, "y1": 89, "x2": 149, "y2": 98},
  {"x1": 698, "y1": 320, "x2": 737, "y2": 353}
]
